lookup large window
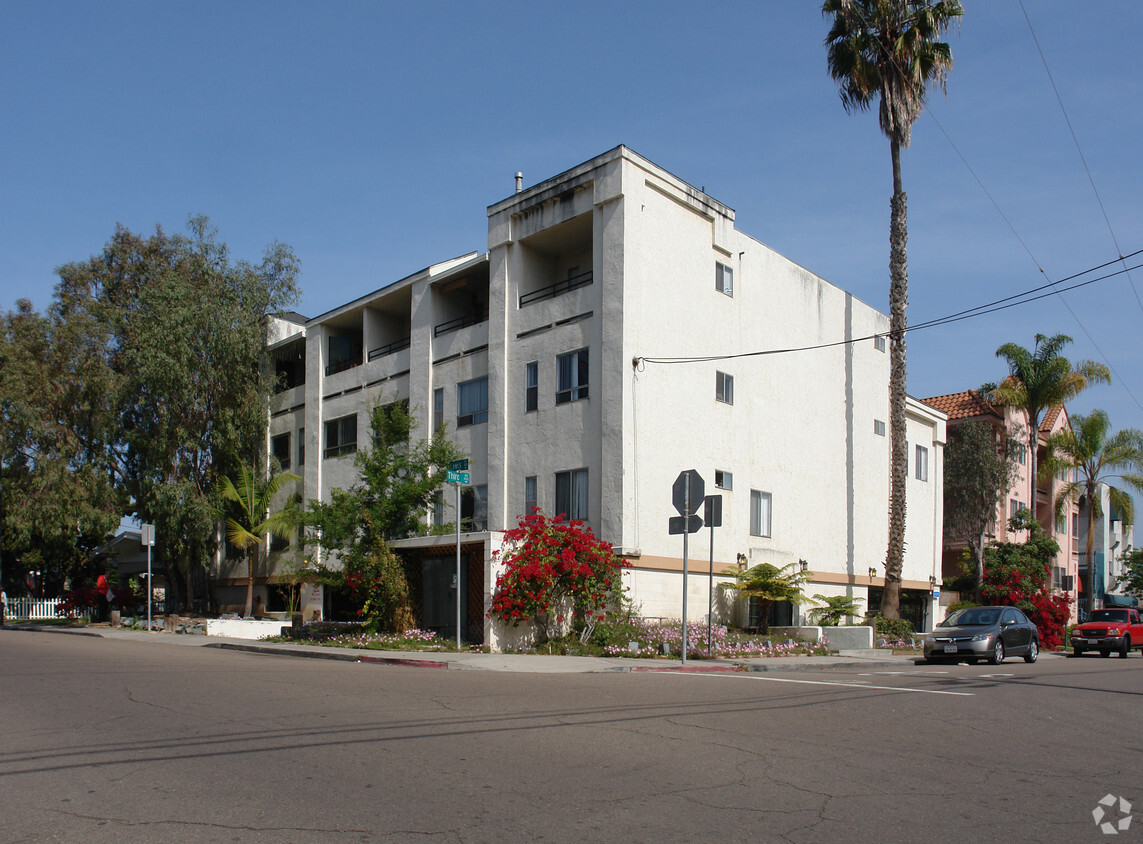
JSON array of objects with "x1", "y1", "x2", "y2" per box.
[
  {"x1": 297, "y1": 427, "x2": 305, "y2": 468},
  {"x1": 457, "y1": 377, "x2": 488, "y2": 427},
  {"x1": 271, "y1": 433, "x2": 291, "y2": 470},
  {"x1": 324, "y1": 414, "x2": 357, "y2": 458},
  {"x1": 461, "y1": 484, "x2": 488, "y2": 531},
  {"x1": 750, "y1": 490, "x2": 772, "y2": 538},
  {"x1": 555, "y1": 468, "x2": 589, "y2": 522},
  {"x1": 914, "y1": 445, "x2": 928, "y2": 481},
  {"x1": 715, "y1": 261, "x2": 734, "y2": 297},
  {"x1": 525, "y1": 361, "x2": 538, "y2": 412},
  {"x1": 556, "y1": 349, "x2": 589, "y2": 404},
  {"x1": 716, "y1": 371, "x2": 734, "y2": 405}
]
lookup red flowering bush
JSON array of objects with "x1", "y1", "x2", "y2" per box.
[
  {"x1": 981, "y1": 514, "x2": 1072, "y2": 650},
  {"x1": 490, "y1": 509, "x2": 628, "y2": 640}
]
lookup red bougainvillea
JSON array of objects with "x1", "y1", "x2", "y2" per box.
[{"x1": 490, "y1": 509, "x2": 627, "y2": 637}]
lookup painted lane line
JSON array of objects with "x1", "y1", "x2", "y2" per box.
[{"x1": 676, "y1": 672, "x2": 974, "y2": 696}]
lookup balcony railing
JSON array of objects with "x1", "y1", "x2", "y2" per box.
[
  {"x1": 519, "y1": 270, "x2": 593, "y2": 307},
  {"x1": 325, "y1": 357, "x2": 362, "y2": 377},
  {"x1": 367, "y1": 336, "x2": 411, "y2": 361},
  {"x1": 434, "y1": 311, "x2": 488, "y2": 338}
]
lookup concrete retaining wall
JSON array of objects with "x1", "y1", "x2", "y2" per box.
[
  {"x1": 205, "y1": 619, "x2": 287, "y2": 640},
  {"x1": 769, "y1": 625, "x2": 873, "y2": 651}
]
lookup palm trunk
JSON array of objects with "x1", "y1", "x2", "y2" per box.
[
  {"x1": 244, "y1": 548, "x2": 256, "y2": 618},
  {"x1": 1084, "y1": 495, "x2": 1096, "y2": 618},
  {"x1": 882, "y1": 138, "x2": 908, "y2": 621},
  {"x1": 1028, "y1": 422, "x2": 1040, "y2": 524}
]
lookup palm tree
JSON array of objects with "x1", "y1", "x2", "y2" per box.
[
  {"x1": 823, "y1": 0, "x2": 963, "y2": 619},
  {"x1": 217, "y1": 463, "x2": 301, "y2": 617},
  {"x1": 721, "y1": 562, "x2": 813, "y2": 633},
  {"x1": 988, "y1": 333, "x2": 1110, "y2": 523},
  {"x1": 1042, "y1": 410, "x2": 1143, "y2": 614}
]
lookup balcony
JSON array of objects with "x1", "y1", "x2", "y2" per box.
[
  {"x1": 368, "y1": 336, "x2": 411, "y2": 361},
  {"x1": 325, "y1": 357, "x2": 362, "y2": 377},
  {"x1": 434, "y1": 311, "x2": 488, "y2": 338},
  {"x1": 519, "y1": 269, "x2": 593, "y2": 307}
]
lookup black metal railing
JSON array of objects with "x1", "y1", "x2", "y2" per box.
[
  {"x1": 434, "y1": 311, "x2": 488, "y2": 338},
  {"x1": 367, "y1": 336, "x2": 411, "y2": 361},
  {"x1": 519, "y1": 270, "x2": 593, "y2": 307},
  {"x1": 325, "y1": 357, "x2": 362, "y2": 377}
]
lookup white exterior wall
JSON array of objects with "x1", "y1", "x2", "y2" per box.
[{"x1": 260, "y1": 146, "x2": 945, "y2": 636}]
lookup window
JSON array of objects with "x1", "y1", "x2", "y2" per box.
[
  {"x1": 1017, "y1": 444, "x2": 1027, "y2": 465},
  {"x1": 431, "y1": 491, "x2": 444, "y2": 528},
  {"x1": 324, "y1": 414, "x2": 357, "y2": 458},
  {"x1": 1056, "y1": 514, "x2": 1067, "y2": 534},
  {"x1": 433, "y1": 387, "x2": 444, "y2": 433},
  {"x1": 457, "y1": 377, "x2": 488, "y2": 427},
  {"x1": 1073, "y1": 513, "x2": 1079, "y2": 535},
  {"x1": 555, "y1": 468, "x2": 589, "y2": 521},
  {"x1": 874, "y1": 419, "x2": 886, "y2": 436},
  {"x1": 715, "y1": 470, "x2": 733, "y2": 490},
  {"x1": 271, "y1": 433, "x2": 291, "y2": 470},
  {"x1": 750, "y1": 490, "x2": 772, "y2": 538},
  {"x1": 715, "y1": 261, "x2": 733, "y2": 297},
  {"x1": 461, "y1": 485, "x2": 488, "y2": 531},
  {"x1": 716, "y1": 371, "x2": 734, "y2": 405},
  {"x1": 297, "y1": 427, "x2": 305, "y2": 468},
  {"x1": 874, "y1": 335, "x2": 886, "y2": 352},
  {"x1": 524, "y1": 475, "x2": 537, "y2": 516},
  {"x1": 556, "y1": 349, "x2": 588, "y2": 404},
  {"x1": 1009, "y1": 499, "x2": 1022, "y2": 520},
  {"x1": 914, "y1": 445, "x2": 928, "y2": 481},
  {"x1": 525, "y1": 361, "x2": 538, "y2": 412}
]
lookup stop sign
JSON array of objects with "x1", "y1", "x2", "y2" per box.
[{"x1": 672, "y1": 470, "x2": 705, "y2": 516}]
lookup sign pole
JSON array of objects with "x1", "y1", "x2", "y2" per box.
[
  {"x1": 708, "y1": 515, "x2": 714, "y2": 654},
  {"x1": 456, "y1": 481, "x2": 462, "y2": 650},
  {"x1": 682, "y1": 475, "x2": 689, "y2": 666}
]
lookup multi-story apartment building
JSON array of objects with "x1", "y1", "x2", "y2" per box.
[
  {"x1": 922, "y1": 389, "x2": 1080, "y2": 621},
  {"x1": 1078, "y1": 481, "x2": 1136, "y2": 614},
  {"x1": 222, "y1": 147, "x2": 945, "y2": 646}
]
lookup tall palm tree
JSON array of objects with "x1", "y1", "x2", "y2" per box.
[
  {"x1": 823, "y1": 0, "x2": 962, "y2": 618},
  {"x1": 217, "y1": 462, "x2": 301, "y2": 617},
  {"x1": 988, "y1": 333, "x2": 1110, "y2": 523},
  {"x1": 1043, "y1": 410, "x2": 1143, "y2": 614}
]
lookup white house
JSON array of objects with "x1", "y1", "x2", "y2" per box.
[{"x1": 227, "y1": 146, "x2": 944, "y2": 645}]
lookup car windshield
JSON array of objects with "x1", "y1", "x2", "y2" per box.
[
  {"x1": 942, "y1": 608, "x2": 1000, "y2": 627},
  {"x1": 1088, "y1": 610, "x2": 1129, "y2": 623}
]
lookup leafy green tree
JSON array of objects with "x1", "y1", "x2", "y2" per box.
[
  {"x1": 47, "y1": 217, "x2": 299, "y2": 609},
  {"x1": 1117, "y1": 548, "x2": 1143, "y2": 597},
  {"x1": 306, "y1": 400, "x2": 463, "y2": 630},
  {"x1": 1042, "y1": 409, "x2": 1143, "y2": 608},
  {"x1": 217, "y1": 463, "x2": 301, "y2": 618},
  {"x1": 943, "y1": 420, "x2": 1022, "y2": 600},
  {"x1": 809, "y1": 594, "x2": 864, "y2": 626},
  {"x1": 721, "y1": 562, "x2": 813, "y2": 633},
  {"x1": 986, "y1": 333, "x2": 1110, "y2": 523},
  {"x1": 823, "y1": 0, "x2": 963, "y2": 619}
]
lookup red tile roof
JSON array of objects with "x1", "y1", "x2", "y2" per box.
[{"x1": 920, "y1": 390, "x2": 1001, "y2": 421}]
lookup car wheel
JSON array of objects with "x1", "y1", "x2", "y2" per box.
[
  {"x1": 1073, "y1": 646, "x2": 1084, "y2": 657},
  {"x1": 990, "y1": 641, "x2": 1005, "y2": 665},
  {"x1": 1121, "y1": 636, "x2": 1131, "y2": 658},
  {"x1": 1024, "y1": 639, "x2": 1038, "y2": 663}
]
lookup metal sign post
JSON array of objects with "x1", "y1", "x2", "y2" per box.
[
  {"x1": 669, "y1": 470, "x2": 705, "y2": 666},
  {"x1": 704, "y1": 495, "x2": 722, "y2": 654},
  {"x1": 449, "y1": 459, "x2": 469, "y2": 650},
  {"x1": 140, "y1": 524, "x2": 155, "y2": 631}
]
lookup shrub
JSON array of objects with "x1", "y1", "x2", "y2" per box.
[{"x1": 865, "y1": 612, "x2": 915, "y2": 640}]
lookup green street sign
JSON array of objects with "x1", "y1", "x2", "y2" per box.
[
  {"x1": 446, "y1": 470, "x2": 470, "y2": 485},
  {"x1": 448, "y1": 459, "x2": 469, "y2": 472}
]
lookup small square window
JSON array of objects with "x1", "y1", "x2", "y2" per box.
[
  {"x1": 716, "y1": 371, "x2": 734, "y2": 405},
  {"x1": 556, "y1": 349, "x2": 589, "y2": 404},
  {"x1": 874, "y1": 335, "x2": 886, "y2": 352},
  {"x1": 525, "y1": 361, "x2": 538, "y2": 412},
  {"x1": 874, "y1": 419, "x2": 886, "y2": 437},
  {"x1": 715, "y1": 261, "x2": 734, "y2": 297},
  {"x1": 715, "y1": 470, "x2": 733, "y2": 490},
  {"x1": 914, "y1": 445, "x2": 928, "y2": 481}
]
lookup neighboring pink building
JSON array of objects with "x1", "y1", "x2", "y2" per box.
[{"x1": 922, "y1": 390, "x2": 1079, "y2": 622}]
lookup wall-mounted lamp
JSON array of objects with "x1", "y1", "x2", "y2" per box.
[
  {"x1": 868, "y1": 566, "x2": 877, "y2": 581},
  {"x1": 799, "y1": 559, "x2": 808, "y2": 572},
  {"x1": 929, "y1": 575, "x2": 937, "y2": 591},
  {"x1": 736, "y1": 552, "x2": 747, "y2": 569}
]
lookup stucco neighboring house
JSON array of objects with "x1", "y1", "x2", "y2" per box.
[
  {"x1": 1079, "y1": 481, "x2": 1137, "y2": 612},
  {"x1": 247, "y1": 146, "x2": 946, "y2": 645},
  {"x1": 922, "y1": 389, "x2": 1079, "y2": 621}
]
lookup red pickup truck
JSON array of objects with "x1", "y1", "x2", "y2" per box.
[{"x1": 1071, "y1": 608, "x2": 1143, "y2": 658}]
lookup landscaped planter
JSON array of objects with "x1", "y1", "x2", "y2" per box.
[{"x1": 205, "y1": 618, "x2": 287, "y2": 639}]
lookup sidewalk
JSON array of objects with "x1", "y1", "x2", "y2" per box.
[{"x1": 4, "y1": 622, "x2": 921, "y2": 674}]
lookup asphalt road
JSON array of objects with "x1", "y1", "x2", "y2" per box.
[{"x1": 2, "y1": 629, "x2": 1141, "y2": 843}]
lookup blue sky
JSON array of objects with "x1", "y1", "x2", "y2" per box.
[{"x1": 4, "y1": 2, "x2": 1142, "y2": 455}]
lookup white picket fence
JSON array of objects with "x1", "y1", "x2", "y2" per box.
[{"x1": 5, "y1": 596, "x2": 94, "y2": 621}]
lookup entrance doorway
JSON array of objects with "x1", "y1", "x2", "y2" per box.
[{"x1": 421, "y1": 555, "x2": 467, "y2": 641}]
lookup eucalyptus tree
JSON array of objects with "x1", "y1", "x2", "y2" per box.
[
  {"x1": 1042, "y1": 410, "x2": 1143, "y2": 609},
  {"x1": 823, "y1": 0, "x2": 963, "y2": 618},
  {"x1": 987, "y1": 333, "x2": 1110, "y2": 522}
]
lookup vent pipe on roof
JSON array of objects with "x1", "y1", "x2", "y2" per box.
[{"x1": 515, "y1": 172, "x2": 523, "y2": 194}]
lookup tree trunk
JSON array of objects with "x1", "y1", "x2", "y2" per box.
[
  {"x1": 1084, "y1": 495, "x2": 1096, "y2": 619},
  {"x1": 244, "y1": 548, "x2": 256, "y2": 618},
  {"x1": 882, "y1": 138, "x2": 908, "y2": 621},
  {"x1": 973, "y1": 529, "x2": 985, "y2": 604},
  {"x1": 1028, "y1": 422, "x2": 1040, "y2": 524}
]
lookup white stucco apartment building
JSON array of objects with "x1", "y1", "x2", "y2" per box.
[{"x1": 238, "y1": 146, "x2": 945, "y2": 645}]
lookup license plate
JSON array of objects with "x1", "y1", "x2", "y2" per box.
[
  {"x1": 1075, "y1": 638, "x2": 1091, "y2": 645},
  {"x1": 943, "y1": 645, "x2": 958, "y2": 654}
]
